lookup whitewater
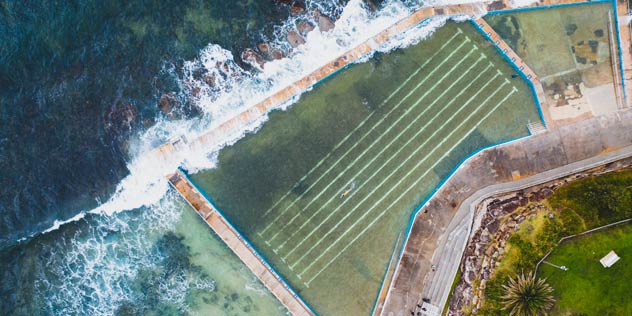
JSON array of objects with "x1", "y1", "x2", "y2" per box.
[
  {"x1": 37, "y1": 0, "x2": 448, "y2": 235},
  {"x1": 3, "y1": 0, "x2": 544, "y2": 313}
]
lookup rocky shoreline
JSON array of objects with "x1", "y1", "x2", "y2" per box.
[{"x1": 447, "y1": 157, "x2": 632, "y2": 315}]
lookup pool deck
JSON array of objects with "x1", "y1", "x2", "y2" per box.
[{"x1": 167, "y1": 170, "x2": 315, "y2": 316}]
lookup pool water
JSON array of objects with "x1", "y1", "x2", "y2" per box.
[{"x1": 190, "y1": 20, "x2": 542, "y2": 315}]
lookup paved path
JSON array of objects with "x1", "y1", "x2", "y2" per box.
[
  {"x1": 380, "y1": 108, "x2": 632, "y2": 315},
  {"x1": 421, "y1": 145, "x2": 632, "y2": 314},
  {"x1": 167, "y1": 171, "x2": 314, "y2": 316},
  {"x1": 150, "y1": 0, "x2": 606, "y2": 314}
]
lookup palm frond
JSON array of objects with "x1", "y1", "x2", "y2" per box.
[{"x1": 500, "y1": 271, "x2": 556, "y2": 316}]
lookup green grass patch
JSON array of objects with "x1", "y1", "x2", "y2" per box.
[
  {"x1": 548, "y1": 171, "x2": 632, "y2": 227},
  {"x1": 540, "y1": 223, "x2": 632, "y2": 315},
  {"x1": 480, "y1": 170, "x2": 632, "y2": 315}
]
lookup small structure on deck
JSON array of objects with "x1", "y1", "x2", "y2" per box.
[{"x1": 599, "y1": 250, "x2": 620, "y2": 268}]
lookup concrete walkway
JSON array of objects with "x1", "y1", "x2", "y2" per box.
[
  {"x1": 421, "y1": 145, "x2": 632, "y2": 315},
  {"x1": 167, "y1": 171, "x2": 314, "y2": 316},
  {"x1": 150, "y1": 0, "x2": 610, "y2": 314},
  {"x1": 380, "y1": 108, "x2": 632, "y2": 315}
]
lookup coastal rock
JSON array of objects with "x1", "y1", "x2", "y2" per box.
[
  {"x1": 241, "y1": 48, "x2": 264, "y2": 68},
  {"x1": 287, "y1": 31, "x2": 306, "y2": 47},
  {"x1": 158, "y1": 93, "x2": 179, "y2": 114},
  {"x1": 270, "y1": 49, "x2": 285, "y2": 60},
  {"x1": 365, "y1": 0, "x2": 378, "y2": 11},
  {"x1": 297, "y1": 20, "x2": 315, "y2": 35},
  {"x1": 290, "y1": 1, "x2": 305, "y2": 16},
  {"x1": 318, "y1": 14, "x2": 335, "y2": 32},
  {"x1": 257, "y1": 42, "x2": 271, "y2": 55},
  {"x1": 204, "y1": 74, "x2": 217, "y2": 87},
  {"x1": 257, "y1": 42, "x2": 285, "y2": 60},
  {"x1": 106, "y1": 103, "x2": 138, "y2": 134}
]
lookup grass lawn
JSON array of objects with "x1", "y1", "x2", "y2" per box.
[
  {"x1": 539, "y1": 223, "x2": 632, "y2": 315},
  {"x1": 480, "y1": 170, "x2": 632, "y2": 314}
]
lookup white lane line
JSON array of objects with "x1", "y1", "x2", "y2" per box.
[
  {"x1": 268, "y1": 47, "x2": 480, "y2": 246},
  {"x1": 279, "y1": 56, "x2": 490, "y2": 257},
  {"x1": 294, "y1": 78, "x2": 511, "y2": 274},
  {"x1": 303, "y1": 86, "x2": 518, "y2": 285},
  {"x1": 287, "y1": 61, "x2": 497, "y2": 265},
  {"x1": 259, "y1": 30, "x2": 464, "y2": 220},
  {"x1": 259, "y1": 38, "x2": 473, "y2": 238}
]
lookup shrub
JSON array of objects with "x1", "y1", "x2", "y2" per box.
[{"x1": 501, "y1": 271, "x2": 555, "y2": 316}]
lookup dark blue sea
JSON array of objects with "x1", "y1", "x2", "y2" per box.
[{"x1": 0, "y1": 0, "x2": 429, "y2": 314}]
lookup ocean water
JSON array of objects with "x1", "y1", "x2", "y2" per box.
[
  {"x1": 1, "y1": 192, "x2": 289, "y2": 315},
  {"x1": 0, "y1": 0, "x2": 313, "y2": 248},
  {"x1": 0, "y1": 0, "x2": 498, "y2": 314}
]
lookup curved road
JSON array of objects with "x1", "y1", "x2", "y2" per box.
[{"x1": 419, "y1": 145, "x2": 632, "y2": 315}]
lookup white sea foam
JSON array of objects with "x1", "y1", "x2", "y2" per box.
[
  {"x1": 38, "y1": 193, "x2": 183, "y2": 315},
  {"x1": 28, "y1": 1, "x2": 492, "y2": 314},
  {"x1": 38, "y1": 0, "x2": 477, "y2": 234}
]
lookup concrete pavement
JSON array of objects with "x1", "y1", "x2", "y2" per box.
[
  {"x1": 420, "y1": 144, "x2": 632, "y2": 315},
  {"x1": 380, "y1": 109, "x2": 632, "y2": 315}
]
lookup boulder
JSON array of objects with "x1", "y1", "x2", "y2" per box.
[
  {"x1": 241, "y1": 48, "x2": 264, "y2": 68},
  {"x1": 481, "y1": 258, "x2": 489, "y2": 270},
  {"x1": 465, "y1": 271, "x2": 476, "y2": 284},
  {"x1": 318, "y1": 14, "x2": 335, "y2": 32},
  {"x1": 158, "y1": 93, "x2": 178, "y2": 114},
  {"x1": 485, "y1": 245, "x2": 496, "y2": 257},
  {"x1": 480, "y1": 230, "x2": 490, "y2": 243},
  {"x1": 287, "y1": 31, "x2": 306, "y2": 47},
  {"x1": 297, "y1": 20, "x2": 315, "y2": 35}
]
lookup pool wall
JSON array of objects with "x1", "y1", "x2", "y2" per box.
[
  {"x1": 383, "y1": 1, "x2": 627, "y2": 312},
  {"x1": 177, "y1": 167, "x2": 318, "y2": 315}
]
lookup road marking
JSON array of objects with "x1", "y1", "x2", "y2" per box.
[
  {"x1": 302, "y1": 87, "x2": 518, "y2": 285},
  {"x1": 279, "y1": 57, "x2": 491, "y2": 257},
  {"x1": 259, "y1": 30, "x2": 464, "y2": 220},
  {"x1": 289, "y1": 64, "x2": 499, "y2": 267},
  {"x1": 259, "y1": 39, "x2": 473, "y2": 237},
  {"x1": 269, "y1": 48, "x2": 480, "y2": 247}
]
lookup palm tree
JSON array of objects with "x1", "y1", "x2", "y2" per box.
[{"x1": 500, "y1": 271, "x2": 555, "y2": 316}]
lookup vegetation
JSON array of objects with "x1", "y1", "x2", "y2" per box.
[
  {"x1": 539, "y1": 224, "x2": 632, "y2": 315},
  {"x1": 479, "y1": 170, "x2": 632, "y2": 315},
  {"x1": 500, "y1": 271, "x2": 555, "y2": 316}
]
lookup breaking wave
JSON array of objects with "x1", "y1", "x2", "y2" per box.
[
  {"x1": 38, "y1": 0, "x2": 486, "y2": 239},
  {"x1": 17, "y1": 0, "x2": 503, "y2": 314}
]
